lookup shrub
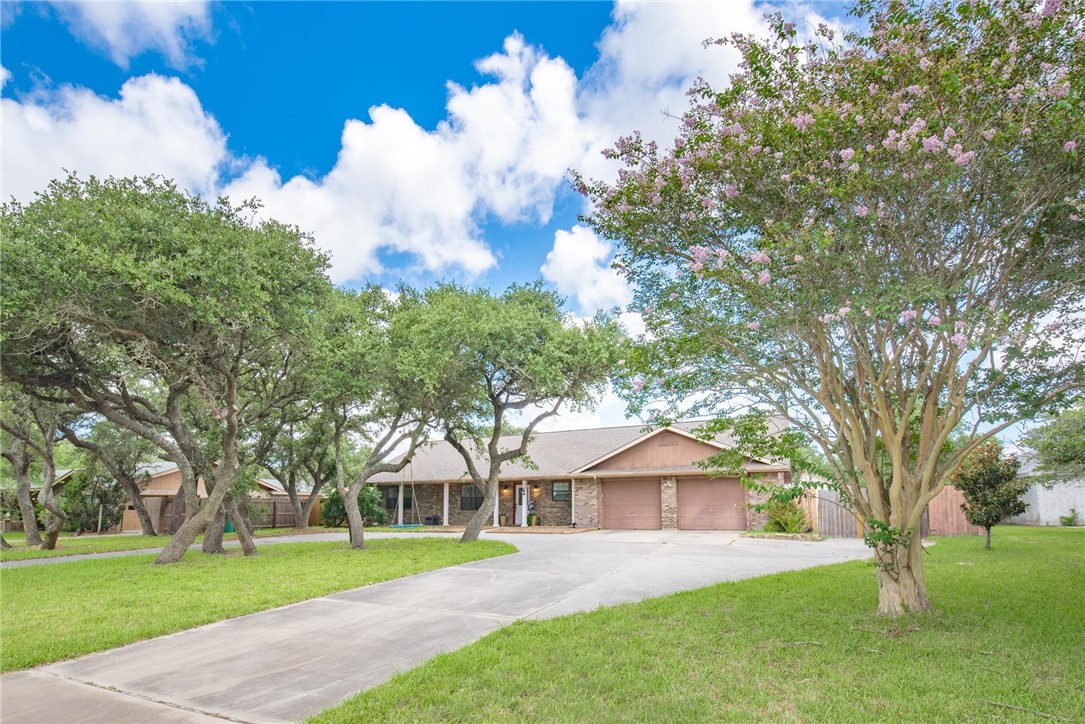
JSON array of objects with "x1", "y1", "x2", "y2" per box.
[
  {"x1": 1059, "y1": 508, "x2": 1080, "y2": 527},
  {"x1": 764, "y1": 500, "x2": 809, "y2": 534},
  {"x1": 320, "y1": 485, "x2": 387, "y2": 527}
]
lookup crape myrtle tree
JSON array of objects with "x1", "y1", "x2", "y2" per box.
[
  {"x1": 579, "y1": 0, "x2": 1084, "y2": 615},
  {"x1": 0, "y1": 174, "x2": 332, "y2": 564},
  {"x1": 405, "y1": 283, "x2": 622, "y2": 544},
  {"x1": 949, "y1": 442, "x2": 1027, "y2": 549},
  {"x1": 1021, "y1": 401, "x2": 1085, "y2": 484}
]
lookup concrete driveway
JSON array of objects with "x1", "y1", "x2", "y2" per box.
[{"x1": 1, "y1": 530, "x2": 870, "y2": 723}]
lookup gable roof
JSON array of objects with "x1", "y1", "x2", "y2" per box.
[{"x1": 368, "y1": 419, "x2": 784, "y2": 484}]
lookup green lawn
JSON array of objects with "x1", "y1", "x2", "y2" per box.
[
  {"x1": 313, "y1": 527, "x2": 1084, "y2": 723},
  {"x1": 0, "y1": 538, "x2": 514, "y2": 672}
]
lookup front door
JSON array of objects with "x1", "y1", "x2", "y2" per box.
[{"x1": 516, "y1": 483, "x2": 530, "y2": 526}]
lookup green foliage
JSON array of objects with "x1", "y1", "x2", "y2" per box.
[
  {"x1": 863, "y1": 520, "x2": 914, "y2": 574},
  {"x1": 763, "y1": 499, "x2": 809, "y2": 534},
  {"x1": 1059, "y1": 508, "x2": 1079, "y2": 527},
  {"x1": 59, "y1": 470, "x2": 125, "y2": 534},
  {"x1": 1022, "y1": 403, "x2": 1085, "y2": 486},
  {"x1": 950, "y1": 442, "x2": 1028, "y2": 538},
  {"x1": 321, "y1": 485, "x2": 386, "y2": 527}
]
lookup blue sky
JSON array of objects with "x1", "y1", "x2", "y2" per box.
[{"x1": 1, "y1": 0, "x2": 847, "y2": 428}]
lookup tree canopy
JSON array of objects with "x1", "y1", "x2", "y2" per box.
[{"x1": 1021, "y1": 402, "x2": 1085, "y2": 484}]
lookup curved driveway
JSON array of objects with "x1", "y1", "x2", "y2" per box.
[{"x1": 2, "y1": 530, "x2": 869, "y2": 723}]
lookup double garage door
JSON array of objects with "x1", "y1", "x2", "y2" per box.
[{"x1": 601, "y1": 477, "x2": 745, "y2": 530}]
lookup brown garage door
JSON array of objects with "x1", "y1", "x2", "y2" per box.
[
  {"x1": 677, "y1": 477, "x2": 745, "y2": 530},
  {"x1": 602, "y1": 479, "x2": 661, "y2": 530}
]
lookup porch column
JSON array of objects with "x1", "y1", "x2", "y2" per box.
[
  {"x1": 571, "y1": 479, "x2": 576, "y2": 527},
  {"x1": 493, "y1": 495, "x2": 500, "y2": 527},
  {"x1": 442, "y1": 482, "x2": 449, "y2": 526},
  {"x1": 397, "y1": 482, "x2": 404, "y2": 526},
  {"x1": 521, "y1": 481, "x2": 529, "y2": 527}
]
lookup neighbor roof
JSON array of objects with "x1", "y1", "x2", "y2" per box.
[{"x1": 369, "y1": 419, "x2": 783, "y2": 484}]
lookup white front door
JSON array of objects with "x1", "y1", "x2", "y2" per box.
[{"x1": 518, "y1": 484, "x2": 529, "y2": 526}]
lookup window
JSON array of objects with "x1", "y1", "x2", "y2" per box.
[
  {"x1": 384, "y1": 486, "x2": 412, "y2": 510},
  {"x1": 460, "y1": 484, "x2": 483, "y2": 511},
  {"x1": 552, "y1": 481, "x2": 571, "y2": 502}
]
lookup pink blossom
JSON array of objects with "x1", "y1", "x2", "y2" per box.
[
  {"x1": 865, "y1": 144, "x2": 875, "y2": 153},
  {"x1": 701, "y1": 197, "x2": 718, "y2": 210},
  {"x1": 849, "y1": 163, "x2": 859, "y2": 173},
  {"x1": 855, "y1": 115, "x2": 865, "y2": 126},
  {"x1": 919, "y1": 57, "x2": 932, "y2": 71},
  {"x1": 652, "y1": 194, "x2": 663, "y2": 205},
  {"x1": 758, "y1": 270, "x2": 772, "y2": 285},
  {"x1": 955, "y1": 151, "x2": 975, "y2": 166},
  {"x1": 929, "y1": 315, "x2": 941, "y2": 325},
  {"x1": 792, "y1": 113, "x2": 815, "y2": 131},
  {"x1": 839, "y1": 148, "x2": 856, "y2": 162},
  {"x1": 657, "y1": 377, "x2": 666, "y2": 385},
  {"x1": 854, "y1": 205, "x2": 869, "y2": 218},
  {"x1": 943, "y1": 127, "x2": 956, "y2": 142},
  {"x1": 631, "y1": 378, "x2": 645, "y2": 393},
  {"x1": 724, "y1": 184, "x2": 739, "y2": 198},
  {"x1": 982, "y1": 128, "x2": 997, "y2": 141},
  {"x1": 1065, "y1": 141, "x2": 1077, "y2": 152},
  {"x1": 644, "y1": 306, "x2": 654, "y2": 316},
  {"x1": 901, "y1": 309, "x2": 918, "y2": 322},
  {"x1": 750, "y1": 250, "x2": 771, "y2": 265},
  {"x1": 950, "y1": 332, "x2": 968, "y2": 350},
  {"x1": 818, "y1": 314, "x2": 834, "y2": 324},
  {"x1": 669, "y1": 293, "x2": 678, "y2": 300},
  {"x1": 747, "y1": 321, "x2": 761, "y2": 331},
  {"x1": 905, "y1": 84, "x2": 923, "y2": 95},
  {"x1": 780, "y1": 174, "x2": 792, "y2": 182},
  {"x1": 690, "y1": 262, "x2": 704, "y2": 273},
  {"x1": 793, "y1": 254, "x2": 804, "y2": 263},
  {"x1": 955, "y1": 321, "x2": 965, "y2": 332},
  {"x1": 839, "y1": 307, "x2": 851, "y2": 317},
  {"x1": 922, "y1": 135, "x2": 944, "y2": 153}
]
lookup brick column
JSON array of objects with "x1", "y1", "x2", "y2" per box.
[
  {"x1": 573, "y1": 478, "x2": 600, "y2": 528},
  {"x1": 661, "y1": 476, "x2": 678, "y2": 529}
]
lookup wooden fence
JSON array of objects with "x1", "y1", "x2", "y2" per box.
[{"x1": 813, "y1": 486, "x2": 976, "y2": 538}]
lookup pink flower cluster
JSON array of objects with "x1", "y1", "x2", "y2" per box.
[
  {"x1": 792, "y1": 113, "x2": 815, "y2": 131},
  {"x1": 750, "y1": 250, "x2": 771, "y2": 264}
]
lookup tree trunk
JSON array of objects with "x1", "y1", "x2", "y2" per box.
[
  {"x1": 168, "y1": 488, "x2": 184, "y2": 533},
  {"x1": 984, "y1": 526, "x2": 992, "y2": 550},
  {"x1": 154, "y1": 476, "x2": 233, "y2": 564},
  {"x1": 202, "y1": 502, "x2": 227, "y2": 554},
  {"x1": 118, "y1": 477, "x2": 157, "y2": 536},
  {"x1": 342, "y1": 484, "x2": 365, "y2": 550},
  {"x1": 40, "y1": 511, "x2": 62, "y2": 550},
  {"x1": 876, "y1": 536, "x2": 931, "y2": 616},
  {"x1": 0, "y1": 533, "x2": 10, "y2": 549},
  {"x1": 226, "y1": 498, "x2": 257, "y2": 557},
  {"x1": 15, "y1": 479, "x2": 42, "y2": 546},
  {"x1": 460, "y1": 479, "x2": 498, "y2": 543},
  {"x1": 286, "y1": 485, "x2": 308, "y2": 531}
]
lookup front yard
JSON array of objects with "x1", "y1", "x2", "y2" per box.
[
  {"x1": 0, "y1": 538, "x2": 514, "y2": 672},
  {"x1": 314, "y1": 527, "x2": 1084, "y2": 722}
]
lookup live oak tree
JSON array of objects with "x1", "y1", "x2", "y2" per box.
[
  {"x1": 949, "y1": 442, "x2": 1027, "y2": 549},
  {"x1": 1, "y1": 174, "x2": 332, "y2": 564},
  {"x1": 580, "y1": 0, "x2": 1084, "y2": 614},
  {"x1": 406, "y1": 284, "x2": 621, "y2": 544},
  {"x1": 0, "y1": 389, "x2": 66, "y2": 548}
]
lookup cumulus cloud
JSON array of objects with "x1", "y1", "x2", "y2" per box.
[
  {"x1": 541, "y1": 225, "x2": 631, "y2": 313},
  {"x1": 0, "y1": 65, "x2": 11, "y2": 89},
  {"x1": 50, "y1": 1, "x2": 213, "y2": 69},
  {"x1": 224, "y1": 34, "x2": 587, "y2": 283},
  {"x1": 1, "y1": 74, "x2": 228, "y2": 202}
]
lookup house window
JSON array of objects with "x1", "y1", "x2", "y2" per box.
[
  {"x1": 552, "y1": 481, "x2": 571, "y2": 501},
  {"x1": 384, "y1": 486, "x2": 412, "y2": 510},
  {"x1": 460, "y1": 484, "x2": 483, "y2": 511}
]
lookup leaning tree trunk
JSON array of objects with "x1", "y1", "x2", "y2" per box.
[
  {"x1": 40, "y1": 511, "x2": 62, "y2": 550},
  {"x1": 168, "y1": 488, "x2": 184, "y2": 533},
  {"x1": 117, "y1": 477, "x2": 157, "y2": 536},
  {"x1": 155, "y1": 477, "x2": 233, "y2": 564},
  {"x1": 226, "y1": 498, "x2": 257, "y2": 557},
  {"x1": 876, "y1": 535, "x2": 931, "y2": 616},
  {"x1": 286, "y1": 485, "x2": 308, "y2": 531},
  {"x1": 202, "y1": 501, "x2": 228, "y2": 554},
  {"x1": 342, "y1": 483, "x2": 366, "y2": 550},
  {"x1": 1, "y1": 534, "x2": 11, "y2": 549},
  {"x1": 460, "y1": 478, "x2": 498, "y2": 543},
  {"x1": 14, "y1": 480, "x2": 42, "y2": 546}
]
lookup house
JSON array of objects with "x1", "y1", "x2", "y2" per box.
[
  {"x1": 119, "y1": 462, "x2": 321, "y2": 533},
  {"x1": 369, "y1": 422, "x2": 791, "y2": 530},
  {"x1": 1004, "y1": 457, "x2": 1085, "y2": 526}
]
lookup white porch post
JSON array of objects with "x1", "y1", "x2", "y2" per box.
[
  {"x1": 442, "y1": 482, "x2": 449, "y2": 526},
  {"x1": 520, "y1": 481, "x2": 528, "y2": 527},
  {"x1": 571, "y1": 479, "x2": 577, "y2": 527},
  {"x1": 493, "y1": 493, "x2": 500, "y2": 527},
  {"x1": 397, "y1": 482, "x2": 404, "y2": 526}
]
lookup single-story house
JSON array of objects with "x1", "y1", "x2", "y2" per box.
[
  {"x1": 119, "y1": 462, "x2": 321, "y2": 533},
  {"x1": 1004, "y1": 458, "x2": 1084, "y2": 526},
  {"x1": 369, "y1": 422, "x2": 791, "y2": 530}
]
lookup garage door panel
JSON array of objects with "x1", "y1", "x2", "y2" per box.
[
  {"x1": 602, "y1": 479, "x2": 661, "y2": 530},
  {"x1": 677, "y1": 477, "x2": 745, "y2": 530}
]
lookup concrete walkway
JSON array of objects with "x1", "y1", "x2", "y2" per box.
[{"x1": 1, "y1": 530, "x2": 870, "y2": 723}]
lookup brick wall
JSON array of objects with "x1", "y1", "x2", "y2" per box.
[
  {"x1": 661, "y1": 476, "x2": 677, "y2": 529},
  {"x1": 574, "y1": 478, "x2": 600, "y2": 528}
]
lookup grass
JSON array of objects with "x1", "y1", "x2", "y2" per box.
[
  {"x1": 0, "y1": 537, "x2": 514, "y2": 672},
  {"x1": 313, "y1": 527, "x2": 1084, "y2": 723}
]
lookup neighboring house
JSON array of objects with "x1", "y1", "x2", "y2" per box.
[
  {"x1": 1004, "y1": 457, "x2": 1085, "y2": 526},
  {"x1": 369, "y1": 422, "x2": 791, "y2": 530},
  {"x1": 119, "y1": 462, "x2": 321, "y2": 533}
]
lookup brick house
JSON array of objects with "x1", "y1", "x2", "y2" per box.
[{"x1": 369, "y1": 422, "x2": 791, "y2": 530}]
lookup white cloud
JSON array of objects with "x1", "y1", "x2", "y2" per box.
[
  {"x1": 1, "y1": 74, "x2": 228, "y2": 202},
  {"x1": 0, "y1": 65, "x2": 11, "y2": 89},
  {"x1": 50, "y1": 1, "x2": 213, "y2": 69},
  {"x1": 541, "y1": 224, "x2": 631, "y2": 313},
  {"x1": 223, "y1": 34, "x2": 587, "y2": 283}
]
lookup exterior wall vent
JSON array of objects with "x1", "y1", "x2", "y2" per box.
[{"x1": 658, "y1": 432, "x2": 678, "y2": 447}]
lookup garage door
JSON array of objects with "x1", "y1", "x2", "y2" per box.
[
  {"x1": 602, "y1": 479, "x2": 661, "y2": 529},
  {"x1": 677, "y1": 477, "x2": 745, "y2": 530}
]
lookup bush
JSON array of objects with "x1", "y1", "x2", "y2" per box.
[
  {"x1": 1059, "y1": 508, "x2": 1080, "y2": 527},
  {"x1": 321, "y1": 485, "x2": 387, "y2": 527},
  {"x1": 764, "y1": 500, "x2": 809, "y2": 534}
]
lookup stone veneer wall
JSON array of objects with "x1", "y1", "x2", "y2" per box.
[
  {"x1": 381, "y1": 482, "x2": 574, "y2": 527},
  {"x1": 661, "y1": 476, "x2": 678, "y2": 529},
  {"x1": 573, "y1": 478, "x2": 600, "y2": 528}
]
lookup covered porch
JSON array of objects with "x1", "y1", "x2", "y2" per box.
[{"x1": 377, "y1": 479, "x2": 576, "y2": 528}]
